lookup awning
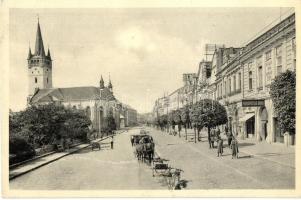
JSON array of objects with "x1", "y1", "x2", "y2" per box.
[{"x1": 239, "y1": 113, "x2": 255, "y2": 122}]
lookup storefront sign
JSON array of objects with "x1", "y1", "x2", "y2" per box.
[{"x1": 242, "y1": 99, "x2": 265, "y2": 107}]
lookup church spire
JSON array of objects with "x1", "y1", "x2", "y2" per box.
[
  {"x1": 108, "y1": 75, "x2": 113, "y2": 91},
  {"x1": 27, "y1": 47, "x2": 32, "y2": 60},
  {"x1": 99, "y1": 75, "x2": 104, "y2": 89},
  {"x1": 47, "y1": 48, "x2": 52, "y2": 60},
  {"x1": 34, "y1": 19, "x2": 45, "y2": 56}
]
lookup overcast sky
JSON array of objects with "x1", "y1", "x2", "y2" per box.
[{"x1": 9, "y1": 7, "x2": 293, "y2": 113}]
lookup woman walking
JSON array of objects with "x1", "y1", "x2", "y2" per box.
[{"x1": 230, "y1": 136, "x2": 239, "y2": 159}]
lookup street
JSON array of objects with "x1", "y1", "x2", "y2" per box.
[{"x1": 10, "y1": 127, "x2": 295, "y2": 190}]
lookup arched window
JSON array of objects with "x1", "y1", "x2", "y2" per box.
[{"x1": 35, "y1": 77, "x2": 37, "y2": 83}]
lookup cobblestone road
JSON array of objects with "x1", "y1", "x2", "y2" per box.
[{"x1": 10, "y1": 127, "x2": 295, "y2": 190}]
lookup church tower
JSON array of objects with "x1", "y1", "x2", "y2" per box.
[{"x1": 27, "y1": 19, "x2": 52, "y2": 99}]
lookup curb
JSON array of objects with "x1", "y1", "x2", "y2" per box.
[
  {"x1": 9, "y1": 129, "x2": 126, "y2": 170},
  {"x1": 9, "y1": 142, "x2": 83, "y2": 170},
  {"x1": 9, "y1": 136, "x2": 112, "y2": 181}
]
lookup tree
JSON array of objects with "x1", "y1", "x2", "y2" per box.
[
  {"x1": 190, "y1": 99, "x2": 228, "y2": 141},
  {"x1": 172, "y1": 109, "x2": 182, "y2": 137},
  {"x1": 168, "y1": 111, "x2": 175, "y2": 133},
  {"x1": 59, "y1": 109, "x2": 91, "y2": 141},
  {"x1": 270, "y1": 70, "x2": 296, "y2": 135},
  {"x1": 107, "y1": 110, "x2": 117, "y2": 133},
  {"x1": 180, "y1": 105, "x2": 191, "y2": 140}
]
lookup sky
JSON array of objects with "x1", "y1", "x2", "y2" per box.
[{"x1": 9, "y1": 7, "x2": 293, "y2": 113}]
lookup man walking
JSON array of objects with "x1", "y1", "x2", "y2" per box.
[
  {"x1": 230, "y1": 136, "x2": 239, "y2": 159},
  {"x1": 227, "y1": 129, "x2": 233, "y2": 148},
  {"x1": 217, "y1": 136, "x2": 223, "y2": 157}
]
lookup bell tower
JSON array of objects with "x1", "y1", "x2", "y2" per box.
[{"x1": 27, "y1": 19, "x2": 52, "y2": 99}]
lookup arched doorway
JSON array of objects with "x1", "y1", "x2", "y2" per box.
[{"x1": 260, "y1": 107, "x2": 268, "y2": 141}]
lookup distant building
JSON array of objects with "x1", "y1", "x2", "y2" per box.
[{"x1": 27, "y1": 20, "x2": 137, "y2": 133}]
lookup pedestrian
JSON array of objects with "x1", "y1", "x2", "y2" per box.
[
  {"x1": 230, "y1": 136, "x2": 239, "y2": 159},
  {"x1": 227, "y1": 130, "x2": 233, "y2": 148},
  {"x1": 111, "y1": 135, "x2": 114, "y2": 149},
  {"x1": 217, "y1": 136, "x2": 223, "y2": 157},
  {"x1": 211, "y1": 128, "x2": 216, "y2": 148},
  {"x1": 208, "y1": 128, "x2": 213, "y2": 148},
  {"x1": 225, "y1": 125, "x2": 229, "y2": 135},
  {"x1": 216, "y1": 128, "x2": 221, "y2": 136}
]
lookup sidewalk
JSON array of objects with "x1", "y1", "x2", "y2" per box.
[
  {"x1": 147, "y1": 127, "x2": 295, "y2": 189},
  {"x1": 9, "y1": 131, "x2": 124, "y2": 180},
  {"x1": 154, "y1": 128, "x2": 295, "y2": 168}
]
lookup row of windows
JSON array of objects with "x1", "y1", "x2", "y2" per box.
[
  {"x1": 30, "y1": 59, "x2": 51, "y2": 65},
  {"x1": 217, "y1": 72, "x2": 242, "y2": 98}
]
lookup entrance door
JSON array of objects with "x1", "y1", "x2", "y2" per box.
[
  {"x1": 246, "y1": 116, "x2": 255, "y2": 138},
  {"x1": 260, "y1": 107, "x2": 268, "y2": 141}
]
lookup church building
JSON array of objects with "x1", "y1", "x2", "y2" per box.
[{"x1": 27, "y1": 20, "x2": 136, "y2": 133}]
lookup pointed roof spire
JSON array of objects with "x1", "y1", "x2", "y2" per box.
[
  {"x1": 27, "y1": 46, "x2": 32, "y2": 60},
  {"x1": 108, "y1": 74, "x2": 113, "y2": 89},
  {"x1": 100, "y1": 75, "x2": 104, "y2": 89},
  {"x1": 47, "y1": 47, "x2": 52, "y2": 60},
  {"x1": 34, "y1": 18, "x2": 45, "y2": 56}
]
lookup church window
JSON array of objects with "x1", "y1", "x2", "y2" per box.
[{"x1": 35, "y1": 77, "x2": 37, "y2": 83}]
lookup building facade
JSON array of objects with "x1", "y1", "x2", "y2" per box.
[
  {"x1": 213, "y1": 13, "x2": 296, "y2": 144},
  {"x1": 153, "y1": 13, "x2": 296, "y2": 145}
]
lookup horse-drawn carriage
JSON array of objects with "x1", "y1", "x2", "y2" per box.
[
  {"x1": 152, "y1": 157, "x2": 185, "y2": 190},
  {"x1": 131, "y1": 134, "x2": 155, "y2": 162},
  {"x1": 152, "y1": 157, "x2": 170, "y2": 177}
]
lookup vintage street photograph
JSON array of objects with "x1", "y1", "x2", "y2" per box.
[{"x1": 3, "y1": 2, "x2": 299, "y2": 197}]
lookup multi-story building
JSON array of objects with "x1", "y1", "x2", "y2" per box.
[
  {"x1": 154, "y1": 13, "x2": 296, "y2": 146},
  {"x1": 213, "y1": 13, "x2": 296, "y2": 144}
]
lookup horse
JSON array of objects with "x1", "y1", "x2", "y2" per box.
[
  {"x1": 143, "y1": 142, "x2": 155, "y2": 162},
  {"x1": 135, "y1": 143, "x2": 145, "y2": 160}
]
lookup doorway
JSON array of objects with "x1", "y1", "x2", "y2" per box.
[{"x1": 260, "y1": 107, "x2": 268, "y2": 141}]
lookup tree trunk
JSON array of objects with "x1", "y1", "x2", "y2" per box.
[
  {"x1": 194, "y1": 125, "x2": 197, "y2": 143},
  {"x1": 185, "y1": 124, "x2": 187, "y2": 140},
  {"x1": 208, "y1": 127, "x2": 211, "y2": 142}
]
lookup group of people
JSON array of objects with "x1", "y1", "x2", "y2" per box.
[{"x1": 209, "y1": 126, "x2": 239, "y2": 159}]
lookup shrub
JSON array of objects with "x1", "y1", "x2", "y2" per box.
[
  {"x1": 9, "y1": 136, "x2": 36, "y2": 165},
  {"x1": 270, "y1": 70, "x2": 296, "y2": 135}
]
